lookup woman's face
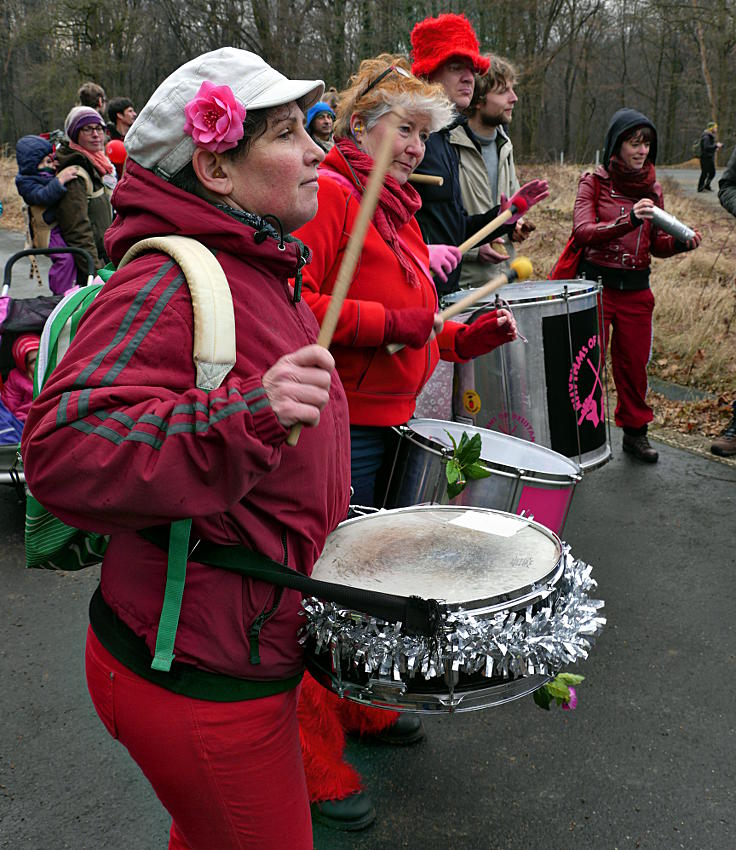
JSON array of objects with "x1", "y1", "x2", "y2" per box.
[
  {"x1": 225, "y1": 102, "x2": 324, "y2": 233},
  {"x1": 76, "y1": 123, "x2": 107, "y2": 153},
  {"x1": 358, "y1": 111, "x2": 430, "y2": 185},
  {"x1": 619, "y1": 134, "x2": 651, "y2": 170}
]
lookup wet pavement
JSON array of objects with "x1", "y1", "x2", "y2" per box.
[{"x1": 1, "y1": 431, "x2": 735, "y2": 849}]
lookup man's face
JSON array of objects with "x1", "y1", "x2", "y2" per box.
[
  {"x1": 312, "y1": 112, "x2": 333, "y2": 140},
  {"x1": 429, "y1": 57, "x2": 475, "y2": 109},
  {"x1": 477, "y1": 81, "x2": 518, "y2": 128},
  {"x1": 120, "y1": 106, "x2": 137, "y2": 129}
]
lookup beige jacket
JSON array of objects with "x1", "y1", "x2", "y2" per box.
[{"x1": 450, "y1": 123, "x2": 520, "y2": 288}]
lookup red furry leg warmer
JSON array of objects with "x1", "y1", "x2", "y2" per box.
[
  {"x1": 336, "y1": 698, "x2": 400, "y2": 736},
  {"x1": 298, "y1": 672, "x2": 362, "y2": 802}
]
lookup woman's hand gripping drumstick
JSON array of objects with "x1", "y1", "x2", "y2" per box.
[
  {"x1": 386, "y1": 257, "x2": 533, "y2": 354},
  {"x1": 286, "y1": 111, "x2": 405, "y2": 447}
]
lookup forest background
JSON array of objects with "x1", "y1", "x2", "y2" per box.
[{"x1": 1, "y1": 0, "x2": 735, "y2": 161}]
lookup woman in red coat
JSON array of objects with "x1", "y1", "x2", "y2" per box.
[
  {"x1": 573, "y1": 108, "x2": 701, "y2": 463},
  {"x1": 293, "y1": 54, "x2": 547, "y2": 831}
]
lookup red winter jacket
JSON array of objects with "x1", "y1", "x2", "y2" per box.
[
  {"x1": 293, "y1": 146, "x2": 465, "y2": 427},
  {"x1": 573, "y1": 166, "x2": 682, "y2": 272},
  {"x1": 22, "y1": 161, "x2": 351, "y2": 687}
]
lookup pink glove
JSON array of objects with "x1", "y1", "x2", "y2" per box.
[
  {"x1": 501, "y1": 180, "x2": 550, "y2": 224},
  {"x1": 455, "y1": 309, "x2": 517, "y2": 359},
  {"x1": 428, "y1": 244, "x2": 462, "y2": 283},
  {"x1": 384, "y1": 307, "x2": 436, "y2": 349}
]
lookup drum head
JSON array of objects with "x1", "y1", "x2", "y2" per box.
[
  {"x1": 312, "y1": 506, "x2": 562, "y2": 613},
  {"x1": 407, "y1": 418, "x2": 581, "y2": 480},
  {"x1": 493, "y1": 279, "x2": 598, "y2": 306}
]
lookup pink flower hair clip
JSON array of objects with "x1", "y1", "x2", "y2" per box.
[{"x1": 184, "y1": 81, "x2": 246, "y2": 153}]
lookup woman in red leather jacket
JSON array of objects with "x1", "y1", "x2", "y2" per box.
[{"x1": 573, "y1": 108, "x2": 701, "y2": 463}]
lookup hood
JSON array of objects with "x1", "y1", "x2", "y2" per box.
[
  {"x1": 105, "y1": 160, "x2": 308, "y2": 277},
  {"x1": 15, "y1": 135, "x2": 53, "y2": 175},
  {"x1": 603, "y1": 108, "x2": 657, "y2": 168}
]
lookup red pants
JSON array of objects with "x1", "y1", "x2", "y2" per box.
[
  {"x1": 85, "y1": 628, "x2": 312, "y2": 850},
  {"x1": 601, "y1": 286, "x2": 655, "y2": 430},
  {"x1": 298, "y1": 671, "x2": 399, "y2": 802}
]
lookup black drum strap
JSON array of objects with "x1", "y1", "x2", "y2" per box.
[{"x1": 140, "y1": 526, "x2": 442, "y2": 638}]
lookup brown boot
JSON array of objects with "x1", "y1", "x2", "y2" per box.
[
  {"x1": 622, "y1": 433, "x2": 659, "y2": 463},
  {"x1": 711, "y1": 416, "x2": 736, "y2": 457}
]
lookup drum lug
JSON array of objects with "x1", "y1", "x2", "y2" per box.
[{"x1": 367, "y1": 678, "x2": 407, "y2": 703}]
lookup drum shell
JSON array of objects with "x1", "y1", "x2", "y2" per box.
[
  {"x1": 446, "y1": 280, "x2": 611, "y2": 471},
  {"x1": 384, "y1": 419, "x2": 581, "y2": 535}
]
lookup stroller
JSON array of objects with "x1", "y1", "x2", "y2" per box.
[{"x1": 0, "y1": 247, "x2": 95, "y2": 495}]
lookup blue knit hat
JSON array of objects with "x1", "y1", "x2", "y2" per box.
[{"x1": 306, "y1": 101, "x2": 335, "y2": 130}]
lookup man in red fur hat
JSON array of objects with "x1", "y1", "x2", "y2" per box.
[{"x1": 411, "y1": 13, "x2": 546, "y2": 294}]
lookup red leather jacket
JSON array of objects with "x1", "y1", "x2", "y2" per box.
[{"x1": 573, "y1": 166, "x2": 681, "y2": 272}]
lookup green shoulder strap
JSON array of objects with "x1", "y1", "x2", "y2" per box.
[{"x1": 151, "y1": 519, "x2": 192, "y2": 672}]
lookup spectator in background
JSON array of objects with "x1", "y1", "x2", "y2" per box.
[
  {"x1": 106, "y1": 97, "x2": 137, "y2": 141},
  {"x1": 324, "y1": 86, "x2": 339, "y2": 111},
  {"x1": 451, "y1": 56, "x2": 535, "y2": 288},
  {"x1": 698, "y1": 121, "x2": 723, "y2": 192},
  {"x1": 1, "y1": 334, "x2": 40, "y2": 423},
  {"x1": 77, "y1": 81, "x2": 107, "y2": 117},
  {"x1": 305, "y1": 101, "x2": 335, "y2": 152},
  {"x1": 711, "y1": 144, "x2": 736, "y2": 457}
]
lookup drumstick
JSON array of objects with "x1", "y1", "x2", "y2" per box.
[
  {"x1": 286, "y1": 111, "x2": 404, "y2": 447},
  {"x1": 386, "y1": 257, "x2": 533, "y2": 355},
  {"x1": 457, "y1": 198, "x2": 528, "y2": 256},
  {"x1": 408, "y1": 173, "x2": 444, "y2": 186}
]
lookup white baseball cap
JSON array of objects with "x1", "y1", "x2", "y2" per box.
[{"x1": 126, "y1": 47, "x2": 324, "y2": 180}]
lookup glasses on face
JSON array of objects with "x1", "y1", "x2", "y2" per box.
[
  {"x1": 359, "y1": 65, "x2": 412, "y2": 100},
  {"x1": 80, "y1": 125, "x2": 105, "y2": 136}
]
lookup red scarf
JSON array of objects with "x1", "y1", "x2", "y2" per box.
[
  {"x1": 69, "y1": 140, "x2": 114, "y2": 177},
  {"x1": 608, "y1": 155, "x2": 656, "y2": 199},
  {"x1": 333, "y1": 136, "x2": 423, "y2": 288}
]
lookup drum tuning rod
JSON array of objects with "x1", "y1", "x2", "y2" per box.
[
  {"x1": 287, "y1": 110, "x2": 406, "y2": 446},
  {"x1": 408, "y1": 173, "x2": 444, "y2": 186},
  {"x1": 386, "y1": 257, "x2": 533, "y2": 355}
]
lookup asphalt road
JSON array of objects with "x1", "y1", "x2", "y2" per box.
[{"x1": 1, "y1": 436, "x2": 735, "y2": 849}]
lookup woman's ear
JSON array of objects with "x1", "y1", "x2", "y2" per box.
[
  {"x1": 192, "y1": 148, "x2": 232, "y2": 196},
  {"x1": 351, "y1": 115, "x2": 365, "y2": 141}
]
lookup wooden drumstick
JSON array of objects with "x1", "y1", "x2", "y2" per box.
[
  {"x1": 408, "y1": 173, "x2": 444, "y2": 186},
  {"x1": 286, "y1": 110, "x2": 404, "y2": 447},
  {"x1": 456, "y1": 200, "x2": 527, "y2": 256},
  {"x1": 386, "y1": 257, "x2": 533, "y2": 355}
]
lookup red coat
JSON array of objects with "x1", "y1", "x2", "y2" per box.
[
  {"x1": 294, "y1": 148, "x2": 464, "y2": 427},
  {"x1": 1, "y1": 367, "x2": 33, "y2": 422},
  {"x1": 573, "y1": 166, "x2": 681, "y2": 271},
  {"x1": 22, "y1": 161, "x2": 351, "y2": 685}
]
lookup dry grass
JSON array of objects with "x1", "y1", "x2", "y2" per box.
[{"x1": 2, "y1": 155, "x2": 734, "y2": 436}]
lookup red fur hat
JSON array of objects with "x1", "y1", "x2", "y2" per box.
[{"x1": 410, "y1": 14, "x2": 490, "y2": 78}]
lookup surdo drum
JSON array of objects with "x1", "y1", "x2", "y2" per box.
[
  {"x1": 302, "y1": 506, "x2": 605, "y2": 714},
  {"x1": 384, "y1": 419, "x2": 581, "y2": 535},
  {"x1": 446, "y1": 280, "x2": 611, "y2": 471}
]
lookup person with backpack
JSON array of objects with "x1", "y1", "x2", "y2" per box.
[
  {"x1": 572, "y1": 108, "x2": 701, "y2": 464},
  {"x1": 698, "y1": 121, "x2": 723, "y2": 192},
  {"x1": 55, "y1": 106, "x2": 115, "y2": 285},
  {"x1": 22, "y1": 47, "x2": 350, "y2": 850},
  {"x1": 14, "y1": 135, "x2": 81, "y2": 294}
]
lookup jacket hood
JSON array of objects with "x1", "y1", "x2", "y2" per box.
[
  {"x1": 105, "y1": 160, "x2": 309, "y2": 276},
  {"x1": 603, "y1": 108, "x2": 657, "y2": 168},
  {"x1": 15, "y1": 135, "x2": 53, "y2": 175}
]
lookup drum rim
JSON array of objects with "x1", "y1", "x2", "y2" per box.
[
  {"x1": 401, "y1": 418, "x2": 583, "y2": 484},
  {"x1": 442, "y1": 280, "x2": 600, "y2": 310},
  {"x1": 315, "y1": 505, "x2": 565, "y2": 612}
]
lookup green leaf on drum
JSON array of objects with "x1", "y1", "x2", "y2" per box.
[
  {"x1": 544, "y1": 680, "x2": 571, "y2": 702},
  {"x1": 444, "y1": 430, "x2": 491, "y2": 498},
  {"x1": 533, "y1": 687, "x2": 552, "y2": 710},
  {"x1": 556, "y1": 673, "x2": 585, "y2": 686},
  {"x1": 465, "y1": 461, "x2": 492, "y2": 481}
]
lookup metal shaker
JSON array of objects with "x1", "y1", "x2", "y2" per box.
[{"x1": 648, "y1": 206, "x2": 695, "y2": 242}]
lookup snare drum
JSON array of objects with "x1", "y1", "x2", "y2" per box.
[
  {"x1": 445, "y1": 280, "x2": 611, "y2": 471},
  {"x1": 302, "y1": 506, "x2": 605, "y2": 714},
  {"x1": 384, "y1": 418, "x2": 581, "y2": 535}
]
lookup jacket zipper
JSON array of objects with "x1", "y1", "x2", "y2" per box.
[{"x1": 247, "y1": 530, "x2": 288, "y2": 665}]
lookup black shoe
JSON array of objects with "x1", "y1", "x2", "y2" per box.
[
  {"x1": 373, "y1": 714, "x2": 425, "y2": 745},
  {"x1": 311, "y1": 792, "x2": 376, "y2": 831},
  {"x1": 703, "y1": 185, "x2": 713, "y2": 191},
  {"x1": 622, "y1": 433, "x2": 659, "y2": 463},
  {"x1": 711, "y1": 418, "x2": 736, "y2": 457}
]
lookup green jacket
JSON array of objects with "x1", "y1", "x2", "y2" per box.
[{"x1": 449, "y1": 123, "x2": 520, "y2": 289}]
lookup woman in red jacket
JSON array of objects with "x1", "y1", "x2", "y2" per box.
[
  {"x1": 573, "y1": 108, "x2": 701, "y2": 463},
  {"x1": 293, "y1": 54, "x2": 551, "y2": 831}
]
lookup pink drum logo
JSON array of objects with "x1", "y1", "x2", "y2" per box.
[
  {"x1": 569, "y1": 335, "x2": 604, "y2": 428},
  {"x1": 487, "y1": 411, "x2": 535, "y2": 442}
]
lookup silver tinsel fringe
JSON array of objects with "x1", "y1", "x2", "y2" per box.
[{"x1": 300, "y1": 545, "x2": 605, "y2": 683}]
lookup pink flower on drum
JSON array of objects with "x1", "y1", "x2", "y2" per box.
[
  {"x1": 562, "y1": 686, "x2": 578, "y2": 711},
  {"x1": 184, "y1": 82, "x2": 246, "y2": 153}
]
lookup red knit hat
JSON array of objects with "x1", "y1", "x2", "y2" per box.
[
  {"x1": 12, "y1": 334, "x2": 40, "y2": 372},
  {"x1": 410, "y1": 14, "x2": 490, "y2": 78}
]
